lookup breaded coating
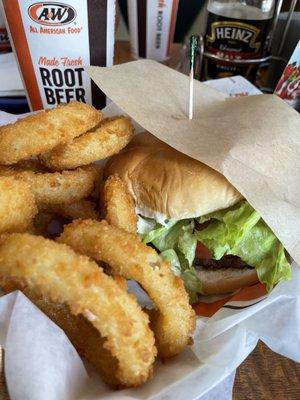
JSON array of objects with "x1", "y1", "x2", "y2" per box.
[
  {"x1": 42, "y1": 199, "x2": 99, "y2": 220},
  {"x1": 111, "y1": 274, "x2": 128, "y2": 290},
  {"x1": 58, "y1": 220, "x2": 196, "y2": 359},
  {"x1": 103, "y1": 174, "x2": 137, "y2": 233},
  {"x1": 0, "y1": 177, "x2": 37, "y2": 233},
  {"x1": 101, "y1": 174, "x2": 137, "y2": 288},
  {"x1": 0, "y1": 233, "x2": 156, "y2": 388},
  {"x1": 0, "y1": 102, "x2": 101, "y2": 164},
  {"x1": 40, "y1": 116, "x2": 134, "y2": 170},
  {"x1": 0, "y1": 163, "x2": 99, "y2": 207}
]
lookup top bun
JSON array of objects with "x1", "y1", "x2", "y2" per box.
[{"x1": 104, "y1": 132, "x2": 243, "y2": 222}]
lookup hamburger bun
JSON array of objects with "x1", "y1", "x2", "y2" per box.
[
  {"x1": 104, "y1": 132, "x2": 257, "y2": 296},
  {"x1": 104, "y1": 132, "x2": 243, "y2": 222}
]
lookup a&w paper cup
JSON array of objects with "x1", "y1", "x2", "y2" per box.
[
  {"x1": 127, "y1": 0, "x2": 178, "y2": 62},
  {"x1": 1, "y1": 0, "x2": 115, "y2": 110}
]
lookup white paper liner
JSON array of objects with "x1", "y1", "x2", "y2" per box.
[{"x1": 0, "y1": 291, "x2": 88, "y2": 400}]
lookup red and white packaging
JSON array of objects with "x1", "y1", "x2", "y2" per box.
[
  {"x1": 275, "y1": 40, "x2": 300, "y2": 112},
  {"x1": 127, "y1": 0, "x2": 178, "y2": 62},
  {"x1": 0, "y1": 0, "x2": 115, "y2": 110},
  {"x1": 0, "y1": 5, "x2": 10, "y2": 52}
]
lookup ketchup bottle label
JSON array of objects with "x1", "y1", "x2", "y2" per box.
[{"x1": 203, "y1": 12, "x2": 271, "y2": 81}]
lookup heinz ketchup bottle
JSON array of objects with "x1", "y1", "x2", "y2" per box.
[{"x1": 202, "y1": 0, "x2": 276, "y2": 81}]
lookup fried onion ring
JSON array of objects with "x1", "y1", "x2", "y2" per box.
[
  {"x1": 58, "y1": 219, "x2": 196, "y2": 359},
  {"x1": 101, "y1": 174, "x2": 137, "y2": 288},
  {"x1": 102, "y1": 174, "x2": 137, "y2": 233},
  {"x1": 0, "y1": 102, "x2": 101, "y2": 164},
  {"x1": 0, "y1": 176, "x2": 37, "y2": 233},
  {"x1": 0, "y1": 163, "x2": 99, "y2": 207},
  {"x1": 0, "y1": 233, "x2": 156, "y2": 388},
  {"x1": 40, "y1": 116, "x2": 134, "y2": 170}
]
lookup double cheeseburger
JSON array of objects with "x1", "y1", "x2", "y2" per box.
[{"x1": 104, "y1": 132, "x2": 291, "y2": 300}]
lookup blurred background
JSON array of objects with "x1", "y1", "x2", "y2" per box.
[
  {"x1": 117, "y1": 0, "x2": 207, "y2": 43},
  {"x1": 0, "y1": 0, "x2": 299, "y2": 113}
]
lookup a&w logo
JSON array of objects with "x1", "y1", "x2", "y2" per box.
[{"x1": 28, "y1": 2, "x2": 76, "y2": 26}]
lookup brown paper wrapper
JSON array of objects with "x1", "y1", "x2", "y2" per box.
[{"x1": 87, "y1": 60, "x2": 300, "y2": 265}]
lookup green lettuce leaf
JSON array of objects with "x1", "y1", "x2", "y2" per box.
[
  {"x1": 142, "y1": 219, "x2": 201, "y2": 298},
  {"x1": 177, "y1": 221, "x2": 197, "y2": 267},
  {"x1": 151, "y1": 220, "x2": 196, "y2": 266},
  {"x1": 195, "y1": 201, "x2": 291, "y2": 290},
  {"x1": 161, "y1": 249, "x2": 202, "y2": 301},
  {"x1": 177, "y1": 252, "x2": 203, "y2": 302},
  {"x1": 160, "y1": 249, "x2": 181, "y2": 275},
  {"x1": 140, "y1": 200, "x2": 291, "y2": 294},
  {"x1": 142, "y1": 220, "x2": 178, "y2": 244},
  {"x1": 149, "y1": 220, "x2": 187, "y2": 251},
  {"x1": 195, "y1": 201, "x2": 261, "y2": 259}
]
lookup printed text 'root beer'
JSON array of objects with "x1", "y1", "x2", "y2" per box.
[{"x1": 1, "y1": 0, "x2": 115, "y2": 110}]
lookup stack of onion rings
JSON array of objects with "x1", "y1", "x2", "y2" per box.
[
  {"x1": 40, "y1": 116, "x2": 134, "y2": 170},
  {"x1": 0, "y1": 102, "x2": 101, "y2": 165}
]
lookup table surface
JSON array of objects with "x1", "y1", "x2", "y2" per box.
[
  {"x1": 0, "y1": 41, "x2": 299, "y2": 399},
  {"x1": 234, "y1": 341, "x2": 300, "y2": 399}
]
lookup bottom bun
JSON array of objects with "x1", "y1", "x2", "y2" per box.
[{"x1": 196, "y1": 267, "x2": 259, "y2": 295}]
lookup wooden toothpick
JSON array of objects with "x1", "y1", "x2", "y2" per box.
[{"x1": 189, "y1": 35, "x2": 199, "y2": 120}]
